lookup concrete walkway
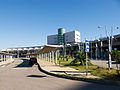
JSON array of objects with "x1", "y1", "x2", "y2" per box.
[
  {"x1": 0, "y1": 59, "x2": 14, "y2": 66},
  {"x1": 37, "y1": 59, "x2": 100, "y2": 79},
  {"x1": 37, "y1": 59, "x2": 120, "y2": 86},
  {"x1": 91, "y1": 59, "x2": 120, "y2": 69}
]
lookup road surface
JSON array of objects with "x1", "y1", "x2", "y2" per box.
[{"x1": 0, "y1": 59, "x2": 120, "y2": 90}]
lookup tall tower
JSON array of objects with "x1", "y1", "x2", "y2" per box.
[{"x1": 58, "y1": 28, "x2": 65, "y2": 45}]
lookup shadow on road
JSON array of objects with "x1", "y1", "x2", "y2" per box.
[
  {"x1": 14, "y1": 59, "x2": 33, "y2": 68},
  {"x1": 27, "y1": 75, "x2": 47, "y2": 78}
]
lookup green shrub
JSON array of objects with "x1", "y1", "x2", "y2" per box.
[{"x1": 65, "y1": 55, "x2": 70, "y2": 61}]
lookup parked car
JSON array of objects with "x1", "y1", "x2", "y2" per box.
[
  {"x1": 29, "y1": 57, "x2": 37, "y2": 65},
  {"x1": 29, "y1": 54, "x2": 37, "y2": 65}
]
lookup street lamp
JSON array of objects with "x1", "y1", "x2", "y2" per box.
[
  {"x1": 110, "y1": 26, "x2": 119, "y2": 53},
  {"x1": 90, "y1": 40, "x2": 92, "y2": 59},
  {"x1": 98, "y1": 26, "x2": 104, "y2": 59},
  {"x1": 94, "y1": 36, "x2": 98, "y2": 60},
  {"x1": 95, "y1": 40, "x2": 98, "y2": 60},
  {"x1": 98, "y1": 26, "x2": 111, "y2": 69},
  {"x1": 98, "y1": 26, "x2": 119, "y2": 70}
]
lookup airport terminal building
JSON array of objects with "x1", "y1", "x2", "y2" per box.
[{"x1": 47, "y1": 28, "x2": 80, "y2": 45}]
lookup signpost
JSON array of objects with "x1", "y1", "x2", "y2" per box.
[{"x1": 86, "y1": 39, "x2": 89, "y2": 76}]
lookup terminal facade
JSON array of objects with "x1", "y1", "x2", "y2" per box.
[
  {"x1": 2, "y1": 46, "x2": 43, "y2": 58},
  {"x1": 47, "y1": 28, "x2": 80, "y2": 45},
  {"x1": 3, "y1": 28, "x2": 120, "y2": 60}
]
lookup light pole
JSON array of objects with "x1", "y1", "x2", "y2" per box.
[
  {"x1": 96, "y1": 41, "x2": 97, "y2": 60},
  {"x1": 110, "y1": 26, "x2": 119, "y2": 53},
  {"x1": 99, "y1": 26, "x2": 111, "y2": 69},
  {"x1": 90, "y1": 40, "x2": 92, "y2": 59},
  {"x1": 95, "y1": 36, "x2": 98, "y2": 60},
  {"x1": 98, "y1": 26, "x2": 119, "y2": 70},
  {"x1": 100, "y1": 40, "x2": 103, "y2": 59},
  {"x1": 98, "y1": 26, "x2": 103, "y2": 59},
  {"x1": 110, "y1": 26, "x2": 119, "y2": 70}
]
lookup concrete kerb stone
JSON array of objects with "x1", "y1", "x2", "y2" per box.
[
  {"x1": 37, "y1": 60, "x2": 120, "y2": 87},
  {"x1": 0, "y1": 60, "x2": 15, "y2": 67}
]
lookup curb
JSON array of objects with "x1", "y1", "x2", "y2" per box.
[
  {"x1": 37, "y1": 63, "x2": 120, "y2": 87},
  {"x1": 0, "y1": 60, "x2": 15, "y2": 67}
]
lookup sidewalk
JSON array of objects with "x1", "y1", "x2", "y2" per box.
[
  {"x1": 37, "y1": 59, "x2": 100, "y2": 79},
  {"x1": 0, "y1": 59, "x2": 14, "y2": 66},
  {"x1": 91, "y1": 59, "x2": 120, "y2": 69},
  {"x1": 37, "y1": 59, "x2": 120, "y2": 86}
]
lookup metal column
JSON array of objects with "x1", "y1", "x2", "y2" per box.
[
  {"x1": 55, "y1": 51, "x2": 57, "y2": 64},
  {"x1": 52, "y1": 51, "x2": 54, "y2": 63}
]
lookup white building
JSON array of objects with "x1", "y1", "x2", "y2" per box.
[
  {"x1": 47, "y1": 34, "x2": 58, "y2": 45},
  {"x1": 64, "y1": 30, "x2": 80, "y2": 43},
  {"x1": 47, "y1": 30, "x2": 80, "y2": 45}
]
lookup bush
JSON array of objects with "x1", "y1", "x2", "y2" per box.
[
  {"x1": 75, "y1": 51, "x2": 86, "y2": 65},
  {"x1": 111, "y1": 50, "x2": 120, "y2": 62},
  {"x1": 65, "y1": 55, "x2": 70, "y2": 61},
  {"x1": 111, "y1": 50, "x2": 120, "y2": 71}
]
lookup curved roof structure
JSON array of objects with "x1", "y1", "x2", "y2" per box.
[
  {"x1": 0, "y1": 52, "x2": 12, "y2": 56},
  {"x1": 35, "y1": 45, "x2": 63, "y2": 54}
]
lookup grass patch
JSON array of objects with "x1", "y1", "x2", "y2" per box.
[{"x1": 59, "y1": 60, "x2": 120, "y2": 81}]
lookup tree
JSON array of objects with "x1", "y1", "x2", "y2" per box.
[
  {"x1": 111, "y1": 50, "x2": 120, "y2": 72},
  {"x1": 77, "y1": 51, "x2": 86, "y2": 65}
]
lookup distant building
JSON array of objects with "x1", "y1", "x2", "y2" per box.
[
  {"x1": 47, "y1": 34, "x2": 58, "y2": 45},
  {"x1": 47, "y1": 28, "x2": 80, "y2": 45},
  {"x1": 64, "y1": 30, "x2": 80, "y2": 44},
  {"x1": 2, "y1": 46, "x2": 43, "y2": 58}
]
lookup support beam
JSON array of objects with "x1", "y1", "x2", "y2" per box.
[
  {"x1": 48, "y1": 53, "x2": 49, "y2": 62},
  {"x1": 55, "y1": 51, "x2": 57, "y2": 64},
  {"x1": 46, "y1": 53, "x2": 47, "y2": 61},
  {"x1": 50, "y1": 52, "x2": 51, "y2": 62},
  {"x1": 52, "y1": 51, "x2": 54, "y2": 63},
  {"x1": 10, "y1": 56, "x2": 12, "y2": 61}
]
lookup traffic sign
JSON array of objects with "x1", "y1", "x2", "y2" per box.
[{"x1": 86, "y1": 39, "x2": 89, "y2": 52}]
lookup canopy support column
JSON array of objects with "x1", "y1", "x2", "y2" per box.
[
  {"x1": 52, "y1": 51, "x2": 54, "y2": 63},
  {"x1": 50, "y1": 52, "x2": 51, "y2": 62},
  {"x1": 55, "y1": 50, "x2": 57, "y2": 64}
]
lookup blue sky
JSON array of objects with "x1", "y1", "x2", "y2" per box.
[{"x1": 0, "y1": 0, "x2": 120, "y2": 49}]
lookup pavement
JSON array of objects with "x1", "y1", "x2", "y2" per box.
[
  {"x1": 37, "y1": 59, "x2": 120, "y2": 86},
  {"x1": 91, "y1": 59, "x2": 120, "y2": 69},
  {"x1": 0, "y1": 59, "x2": 14, "y2": 66},
  {"x1": 1, "y1": 59, "x2": 120, "y2": 90},
  {"x1": 37, "y1": 59, "x2": 99, "y2": 79}
]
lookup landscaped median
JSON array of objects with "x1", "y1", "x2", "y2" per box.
[
  {"x1": 59, "y1": 60, "x2": 120, "y2": 81},
  {"x1": 37, "y1": 59, "x2": 120, "y2": 86}
]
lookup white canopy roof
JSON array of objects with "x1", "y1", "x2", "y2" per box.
[
  {"x1": 17, "y1": 48, "x2": 23, "y2": 51},
  {"x1": 35, "y1": 45, "x2": 63, "y2": 54},
  {"x1": 0, "y1": 52, "x2": 12, "y2": 56}
]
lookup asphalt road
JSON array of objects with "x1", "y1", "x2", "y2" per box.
[{"x1": 0, "y1": 59, "x2": 120, "y2": 90}]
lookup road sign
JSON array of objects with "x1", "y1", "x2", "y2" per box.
[
  {"x1": 85, "y1": 39, "x2": 89, "y2": 76},
  {"x1": 86, "y1": 39, "x2": 89, "y2": 52}
]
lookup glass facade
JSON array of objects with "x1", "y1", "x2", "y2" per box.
[{"x1": 58, "y1": 28, "x2": 65, "y2": 45}]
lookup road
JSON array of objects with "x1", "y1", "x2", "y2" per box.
[
  {"x1": 0, "y1": 59, "x2": 120, "y2": 90},
  {"x1": 91, "y1": 59, "x2": 120, "y2": 69}
]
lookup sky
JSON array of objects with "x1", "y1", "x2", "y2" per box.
[{"x1": 0, "y1": 0, "x2": 120, "y2": 49}]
